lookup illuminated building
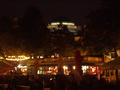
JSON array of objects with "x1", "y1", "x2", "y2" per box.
[
  {"x1": 104, "y1": 49, "x2": 118, "y2": 63},
  {"x1": 15, "y1": 65, "x2": 28, "y2": 75},
  {"x1": 47, "y1": 18, "x2": 81, "y2": 35},
  {"x1": 4, "y1": 55, "x2": 102, "y2": 76},
  {"x1": 47, "y1": 21, "x2": 78, "y2": 34},
  {"x1": 28, "y1": 56, "x2": 102, "y2": 76},
  {"x1": 1, "y1": 54, "x2": 103, "y2": 76},
  {"x1": 100, "y1": 56, "x2": 120, "y2": 82}
]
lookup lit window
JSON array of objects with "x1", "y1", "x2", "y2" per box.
[
  {"x1": 51, "y1": 22, "x2": 60, "y2": 25},
  {"x1": 62, "y1": 22, "x2": 75, "y2": 25}
]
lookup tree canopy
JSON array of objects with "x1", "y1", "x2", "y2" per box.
[
  {"x1": 0, "y1": 6, "x2": 78, "y2": 58},
  {"x1": 84, "y1": 0, "x2": 120, "y2": 55}
]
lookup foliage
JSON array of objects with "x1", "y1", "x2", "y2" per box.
[
  {"x1": 84, "y1": 0, "x2": 120, "y2": 55},
  {"x1": 0, "y1": 6, "x2": 76, "y2": 57}
]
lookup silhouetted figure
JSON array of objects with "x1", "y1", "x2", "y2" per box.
[{"x1": 56, "y1": 75, "x2": 66, "y2": 90}]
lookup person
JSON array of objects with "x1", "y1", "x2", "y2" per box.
[
  {"x1": 56, "y1": 74, "x2": 66, "y2": 90},
  {"x1": 67, "y1": 71, "x2": 80, "y2": 90},
  {"x1": 8, "y1": 73, "x2": 16, "y2": 90}
]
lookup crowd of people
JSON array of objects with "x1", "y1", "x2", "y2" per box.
[{"x1": 0, "y1": 73, "x2": 120, "y2": 90}]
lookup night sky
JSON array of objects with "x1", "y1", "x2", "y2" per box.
[{"x1": 0, "y1": 0, "x2": 102, "y2": 24}]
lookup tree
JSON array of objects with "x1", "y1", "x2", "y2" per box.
[
  {"x1": 0, "y1": 7, "x2": 50, "y2": 57},
  {"x1": 20, "y1": 6, "x2": 50, "y2": 56},
  {"x1": 84, "y1": 0, "x2": 120, "y2": 55},
  {"x1": 45, "y1": 25, "x2": 75, "y2": 57}
]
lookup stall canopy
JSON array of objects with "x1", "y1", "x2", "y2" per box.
[
  {"x1": 100, "y1": 57, "x2": 120, "y2": 69},
  {"x1": 0, "y1": 60, "x2": 14, "y2": 74}
]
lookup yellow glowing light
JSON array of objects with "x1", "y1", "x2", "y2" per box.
[
  {"x1": 82, "y1": 65, "x2": 88, "y2": 70},
  {"x1": 6, "y1": 56, "x2": 30, "y2": 61},
  {"x1": 55, "y1": 53, "x2": 59, "y2": 57},
  {"x1": 31, "y1": 56, "x2": 34, "y2": 59},
  {"x1": 62, "y1": 22, "x2": 75, "y2": 25},
  {"x1": 67, "y1": 25, "x2": 77, "y2": 29},
  {"x1": 51, "y1": 55, "x2": 55, "y2": 58},
  {"x1": 82, "y1": 65, "x2": 89, "y2": 73},
  {"x1": 37, "y1": 70, "x2": 40, "y2": 74},
  {"x1": 37, "y1": 56, "x2": 39, "y2": 59},
  {"x1": 73, "y1": 66, "x2": 76, "y2": 70},
  {"x1": 0, "y1": 57, "x2": 3, "y2": 59},
  {"x1": 49, "y1": 67, "x2": 51, "y2": 70},
  {"x1": 91, "y1": 67, "x2": 96, "y2": 72},
  {"x1": 51, "y1": 22, "x2": 60, "y2": 25},
  {"x1": 47, "y1": 25, "x2": 57, "y2": 29},
  {"x1": 40, "y1": 56, "x2": 44, "y2": 59},
  {"x1": 50, "y1": 78, "x2": 52, "y2": 80},
  {"x1": 63, "y1": 66, "x2": 68, "y2": 70},
  {"x1": 17, "y1": 65, "x2": 27, "y2": 68},
  {"x1": 74, "y1": 36, "x2": 81, "y2": 41},
  {"x1": 17, "y1": 65, "x2": 22, "y2": 68}
]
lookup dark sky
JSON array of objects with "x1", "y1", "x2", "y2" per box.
[{"x1": 0, "y1": 0, "x2": 102, "y2": 24}]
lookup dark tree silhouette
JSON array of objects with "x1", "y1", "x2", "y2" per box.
[
  {"x1": 84, "y1": 0, "x2": 120, "y2": 55},
  {"x1": 45, "y1": 25, "x2": 75, "y2": 57},
  {"x1": 20, "y1": 6, "x2": 50, "y2": 56}
]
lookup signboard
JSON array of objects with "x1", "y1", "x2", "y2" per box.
[{"x1": 84, "y1": 57, "x2": 102, "y2": 62}]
